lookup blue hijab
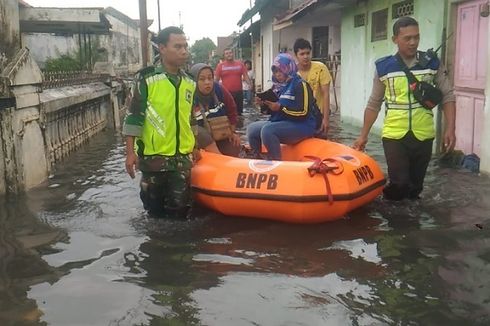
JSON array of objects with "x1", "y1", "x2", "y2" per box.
[{"x1": 271, "y1": 53, "x2": 298, "y2": 94}]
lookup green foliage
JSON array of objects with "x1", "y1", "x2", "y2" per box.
[
  {"x1": 44, "y1": 54, "x2": 82, "y2": 72},
  {"x1": 190, "y1": 37, "x2": 217, "y2": 64},
  {"x1": 209, "y1": 54, "x2": 221, "y2": 70},
  {"x1": 43, "y1": 37, "x2": 105, "y2": 72}
]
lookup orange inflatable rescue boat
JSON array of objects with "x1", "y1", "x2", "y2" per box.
[{"x1": 191, "y1": 138, "x2": 385, "y2": 223}]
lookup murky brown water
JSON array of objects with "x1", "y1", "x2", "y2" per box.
[{"x1": 1, "y1": 109, "x2": 489, "y2": 325}]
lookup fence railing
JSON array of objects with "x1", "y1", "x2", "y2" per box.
[
  {"x1": 312, "y1": 54, "x2": 341, "y2": 74},
  {"x1": 41, "y1": 70, "x2": 110, "y2": 89},
  {"x1": 312, "y1": 55, "x2": 341, "y2": 112},
  {"x1": 42, "y1": 96, "x2": 109, "y2": 165}
]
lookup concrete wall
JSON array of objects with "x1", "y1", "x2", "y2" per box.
[
  {"x1": 0, "y1": 0, "x2": 20, "y2": 72},
  {"x1": 21, "y1": 9, "x2": 143, "y2": 73},
  {"x1": 0, "y1": 107, "x2": 16, "y2": 194},
  {"x1": 21, "y1": 33, "x2": 79, "y2": 68},
  {"x1": 41, "y1": 83, "x2": 111, "y2": 166},
  {"x1": 1, "y1": 47, "x2": 48, "y2": 193},
  {"x1": 102, "y1": 13, "x2": 142, "y2": 72},
  {"x1": 340, "y1": 0, "x2": 447, "y2": 131}
]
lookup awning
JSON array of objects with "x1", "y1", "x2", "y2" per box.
[
  {"x1": 273, "y1": 0, "x2": 357, "y2": 31},
  {"x1": 273, "y1": 0, "x2": 318, "y2": 31},
  {"x1": 237, "y1": 0, "x2": 272, "y2": 26},
  {"x1": 19, "y1": 7, "x2": 111, "y2": 34},
  {"x1": 237, "y1": 20, "x2": 261, "y2": 48}
]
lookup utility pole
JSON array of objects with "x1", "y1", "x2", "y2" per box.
[
  {"x1": 139, "y1": 0, "x2": 149, "y2": 67},
  {"x1": 157, "y1": 0, "x2": 161, "y2": 31},
  {"x1": 249, "y1": 0, "x2": 254, "y2": 65}
]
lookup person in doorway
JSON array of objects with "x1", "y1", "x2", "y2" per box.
[
  {"x1": 214, "y1": 48, "x2": 252, "y2": 116},
  {"x1": 293, "y1": 38, "x2": 332, "y2": 136},
  {"x1": 190, "y1": 63, "x2": 241, "y2": 157},
  {"x1": 247, "y1": 53, "x2": 320, "y2": 161},
  {"x1": 352, "y1": 17, "x2": 456, "y2": 200},
  {"x1": 123, "y1": 26, "x2": 198, "y2": 218},
  {"x1": 242, "y1": 60, "x2": 255, "y2": 105}
]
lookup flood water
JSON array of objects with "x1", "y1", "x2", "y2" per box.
[{"x1": 1, "y1": 109, "x2": 489, "y2": 325}]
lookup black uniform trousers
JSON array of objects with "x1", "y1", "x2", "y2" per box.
[
  {"x1": 382, "y1": 131, "x2": 433, "y2": 200},
  {"x1": 230, "y1": 90, "x2": 244, "y2": 115}
]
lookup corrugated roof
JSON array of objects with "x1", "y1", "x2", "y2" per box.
[
  {"x1": 237, "y1": 0, "x2": 273, "y2": 26},
  {"x1": 273, "y1": 0, "x2": 318, "y2": 31}
]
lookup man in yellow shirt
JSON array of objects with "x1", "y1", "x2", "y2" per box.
[{"x1": 294, "y1": 38, "x2": 332, "y2": 136}]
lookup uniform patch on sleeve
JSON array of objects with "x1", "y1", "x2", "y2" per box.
[{"x1": 185, "y1": 89, "x2": 192, "y2": 103}]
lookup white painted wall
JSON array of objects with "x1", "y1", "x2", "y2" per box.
[
  {"x1": 261, "y1": 20, "x2": 274, "y2": 90},
  {"x1": 103, "y1": 13, "x2": 142, "y2": 69},
  {"x1": 21, "y1": 9, "x2": 142, "y2": 70},
  {"x1": 22, "y1": 33, "x2": 78, "y2": 67},
  {"x1": 340, "y1": 0, "x2": 447, "y2": 132},
  {"x1": 258, "y1": 1, "x2": 289, "y2": 90}
]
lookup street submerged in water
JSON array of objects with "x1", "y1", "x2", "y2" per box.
[{"x1": 1, "y1": 109, "x2": 489, "y2": 325}]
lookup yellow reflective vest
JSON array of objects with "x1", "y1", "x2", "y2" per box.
[
  {"x1": 129, "y1": 66, "x2": 196, "y2": 156},
  {"x1": 375, "y1": 54, "x2": 440, "y2": 141}
]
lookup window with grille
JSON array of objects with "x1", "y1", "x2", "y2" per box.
[
  {"x1": 371, "y1": 9, "x2": 388, "y2": 42},
  {"x1": 392, "y1": 0, "x2": 414, "y2": 19},
  {"x1": 354, "y1": 13, "x2": 366, "y2": 27}
]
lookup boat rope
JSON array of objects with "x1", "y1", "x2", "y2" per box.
[{"x1": 304, "y1": 156, "x2": 344, "y2": 205}]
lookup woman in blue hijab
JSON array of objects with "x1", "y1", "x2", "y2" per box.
[{"x1": 247, "y1": 53, "x2": 320, "y2": 160}]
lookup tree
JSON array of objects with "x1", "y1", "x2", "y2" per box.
[{"x1": 190, "y1": 37, "x2": 217, "y2": 65}]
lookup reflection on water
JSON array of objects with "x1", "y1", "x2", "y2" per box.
[{"x1": 0, "y1": 108, "x2": 489, "y2": 325}]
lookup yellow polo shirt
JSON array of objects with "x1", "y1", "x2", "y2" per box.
[{"x1": 298, "y1": 61, "x2": 332, "y2": 113}]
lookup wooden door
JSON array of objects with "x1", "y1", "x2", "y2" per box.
[{"x1": 454, "y1": 0, "x2": 488, "y2": 156}]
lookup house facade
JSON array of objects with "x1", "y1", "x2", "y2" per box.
[
  {"x1": 239, "y1": 0, "x2": 490, "y2": 173},
  {"x1": 238, "y1": 0, "x2": 346, "y2": 102},
  {"x1": 340, "y1": 0, "x2": 489, "y2": 172}
]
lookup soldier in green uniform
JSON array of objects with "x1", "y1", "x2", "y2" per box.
[{"x1": 123, "y1": 26, "x2": 198, "y2": 218}]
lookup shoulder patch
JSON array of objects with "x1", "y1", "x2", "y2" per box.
[
  {"x1": 182, "y1": 72, "x2": 196, "y2": 85},
  {"x1": 135, "y1": 66, "x2": 155, "y2": 79},
  {"x1": 375, "y1": 55, "x2": 393, "y2": 65}
]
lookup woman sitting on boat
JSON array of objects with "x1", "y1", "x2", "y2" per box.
[
  {"x1": 190, "y1": 63, "x2": 241, "y2": 157},
  {"x1": 247, "y1": 53, "x2": 321, "y2": 160}
]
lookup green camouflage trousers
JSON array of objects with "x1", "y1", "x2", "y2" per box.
[{"x1": 138, "y1": 154, "x2": 193, "y2": 218}]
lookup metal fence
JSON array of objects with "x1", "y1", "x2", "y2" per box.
[
  {"x1": 313, "y1": 54, "x2": 341, "y2": 112},
  {"x1": 41, "y1": 70, "x2": 110, "y2": 89}
]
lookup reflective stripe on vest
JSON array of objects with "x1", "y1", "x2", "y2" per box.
[
  {"x1": 379, "y1": 65, "x2": 437, "y2": 141},
  {"x1": 138, "y1": 73, "x2": 196, "y2": 156}
]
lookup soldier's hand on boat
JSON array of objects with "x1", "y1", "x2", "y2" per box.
[
  {"x1": 192, "y1": 148, "x2": 202, "y2": 163},
  {"x1": 352, "y1": 136, "x2": 368, "y2": 151},
  {"x1": 125, "y1": 151, "x2": 138, "y2": 179},
  {"x1": 229, "y1": 133, "x2": 241, "y2": 147},
  {"x1": 443, "y1": 129, "x2": 456, "y2": 152},
  {"x1": 318, "y1": 116, "x2": 330, "y2": 136}
]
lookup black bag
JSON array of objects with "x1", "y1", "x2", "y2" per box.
[
  {"x1": 311, "y1": 102, "x2": 323, "y2": 130},
  {"x1": 396, "y1": 53, "x2": 443, "y2": 110}
]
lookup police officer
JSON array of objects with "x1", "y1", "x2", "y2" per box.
[
  {"x1": 353, "y1": 17, "x2": 456, "y2": 200},
  {"x1": 123, "y1": 26, "x2": 198, "y2": 217}
]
